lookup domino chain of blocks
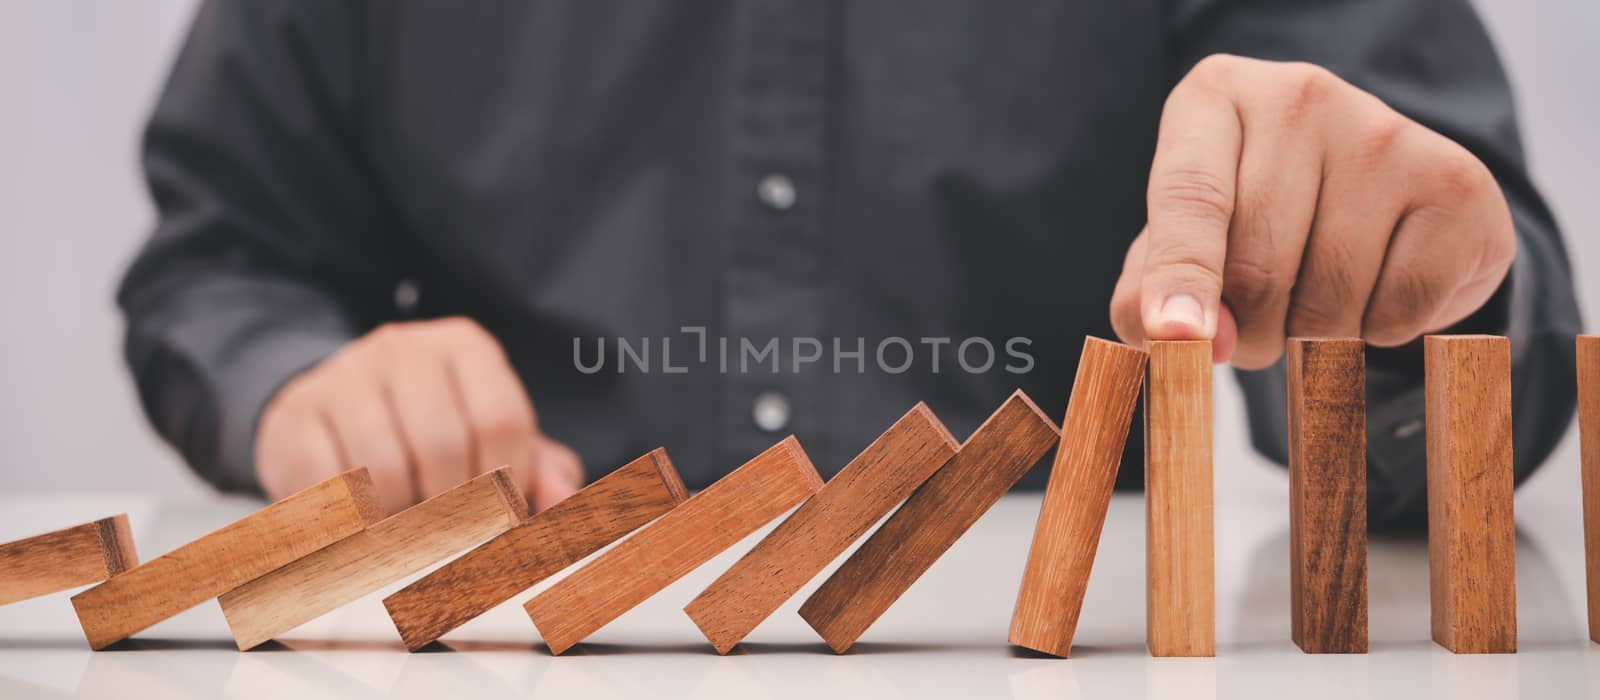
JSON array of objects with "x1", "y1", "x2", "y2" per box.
[{"x1": 0, "y1": 334, "x2": 1595, "y2": 657}]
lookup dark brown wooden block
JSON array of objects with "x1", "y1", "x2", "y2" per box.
[
  {"x1": 524, "y1": 437, "x2": 823, "y2": 655},
  {"x1": 1287, "y1": 337, "x2": 1368, "y2": 653},
  {"x1": 0, "y1": 515, "x2": 138, "y2": 607},
  {"x1": 798, "y1": 390, "x2": 1060, "y2": 653},
  {"x1": 1145, "y1": 340, "x2": 1214, "y2": 657},
  {"x1": 1009, "y1": 338, "x2": 1147, "y2": 657},
  {"x1": 383, "y1": 449, "x2": 688, "y2": 651},
  {"x1": 1425, "y1": 334, "x2": 1515, "y2": 654},
  {"x1": 685, "y1": 403, "x2": 959, "y2": 654}
]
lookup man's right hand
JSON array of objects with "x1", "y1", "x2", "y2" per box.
[{"x1": 254, "y1": 317, "x2": 583, "y2": 514}]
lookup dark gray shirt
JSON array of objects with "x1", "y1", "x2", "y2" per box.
[{"x1": 120, "y1": 0, "x2": 1582, "y2": 528}]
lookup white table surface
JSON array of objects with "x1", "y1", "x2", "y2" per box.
[{"x1": 1, "y1": 473, "x2": 1595, "y2": 699}]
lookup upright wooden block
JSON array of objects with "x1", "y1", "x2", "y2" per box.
[
  {"x1": 219, "y1": 468, "x2": 526, "y2": 650},
  {"x1": 1425, "y1": 334, "x2": 1516, "y2": 653},
  {"x1": 1009, "y1": 338, "x2": 1147, "y2": 657},
  {"x1": 525, "y1": 437, "x2": 822, "y2": 655},
  {"x1": 799, "y1": 390, "x2": 1060, "y2": 653},
  {"x1": 1145, "y1": 339, "x2": 1215, "y2": 657},
  {"x1": 1581, "y1": 335, "x2": 1600, "y2": 643},
  {"x1": 70, "y1": 469, "x2": 383, "y2": 650},
  {"x1": 1287, "y1": 338, "x2": 1368, "y2": 653},
  {"x1": 0, "y1": 516, "x2": 138, "y2": 607},
  {"x1": 685, "y1": 403, "x2": 960, "y2": 654},
  {"x1": 383, "y1": 449, "x2": 688, "y2": 650}
]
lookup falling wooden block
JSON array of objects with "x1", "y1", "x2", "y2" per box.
[
  {"x1": 1581, "y1": 335, "x2": 1600, "y2": 643},
  {"x1": 218, "y1": 468, "x2": 526, "y2": 650},
  {"x1": 1287, "y1": 337, "x2": 1368, "y2": 653},
  {"x1": 1425, "y1": 334, "x2": 1516, "y2": 654},
  {"x1": 525, "y1": 437, "x2": 821, "y2": 655},
  {"x1": 70, "y1": 469, "x2": 383, "y2": 650},
  {"x1": 0, "y1": 515, "x2": 138, "y2": 607},
  {"x1": 383, "y1": 450, "x2": 687, "y2": 651},
  {"x1": 1009, "y1": 338, "x2": 1147, "y2": 657},
  {"x1": 685, "y1": 403, "x2": 960, "y2": 654},
  {"x1": 799, "y1": 390, "x2": 1060, "y2": 653},
  {"x1": 1145, "y1": 339, "x2": 1214, "y2": 657}
]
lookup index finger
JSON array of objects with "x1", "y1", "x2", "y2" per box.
[{"x1": 1141, "y1": 68, "x2": 1243, "y2": 342}]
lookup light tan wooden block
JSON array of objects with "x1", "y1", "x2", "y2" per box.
[
  {"x1": 1145, "y1": 339, "x2": 1214, "y2": 657},
  {"x1": 0, "y1": 515, "x2": 138, "y2": 607},
  {"x1": 1425, "y1": 334, "x2": 1516, "y2": 653},
  {"x1": 383, "y1": 449, "x2": 687, "y2": 651},
  {"x1": 1581, "y1": 335, "x2": 1600, "y2": 643},
  {"x1": 685, "y1": 403, "x2": 959, "y2": 653},
  {"x1": 70, "y1": 469, "x2": 384, "y2": 649},
  {"x1": 799, "y1": 390, "x2": 1060, "y2": 653},
  {"x1": 524, "y1": 437, "x2": 822, "y2": 655},
  {"x1": 1288, "y1": 337, "x2": 1368, "y2": 653},
  {"x1": 1009, "y1": 338, "x2": 1147, "y2": 657},
  {"x1": 219, "y1": 468, "x2": 526, "y2": 650}
]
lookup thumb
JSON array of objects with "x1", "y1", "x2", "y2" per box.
[{"x1": 525, "y1": 436, "x2": 584, "y2": 512}]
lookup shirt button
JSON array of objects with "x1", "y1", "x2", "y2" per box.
[
  {"x1": 756, "y1": 173, "x2": 796, "y2": 211},
  {"x1": 752, "y1": 391, "x2": 791, "y2": 432}
]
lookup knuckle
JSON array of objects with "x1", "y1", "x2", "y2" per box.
[
  {"x1": 1145, "y1": 236, "x2": 1225, "y2": 290},
  {"x1": 1287, "y1": 295, "x2": 1355, "y2": 337},
  {"x1": 1355, "y1": 113, "x2": 1410, "y2": 166},
  {"x1": 1188, "y1": 53, "x2": 1244, "y2": 85},
  {"x1": 1220, "y1": 251, "x2": 1286, "y2": 313},
  {"x1": 1364, "y1": 270, "x2": 1440, "y2": 343},
  {"x1": 1151, "y1": 168, "x2": 1235, "y2": 228},
  {"x1": 1277, "y1": 62, "x2": 1334, "y2": 126},
  {"x1": 473, "y1": 403, "x2": 534, "y2": 444},
  {"x1": 1435, "y1": 150, "x2": 1494, "y2": 200}
]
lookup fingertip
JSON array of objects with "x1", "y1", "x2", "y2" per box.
[{"x1": 1142, "y1": 292, "x2": 1215, "y2": 341}]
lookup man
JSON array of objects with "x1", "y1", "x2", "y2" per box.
[{"x1": 121, "y1": 0, "x2": 1581, "y2": 527}]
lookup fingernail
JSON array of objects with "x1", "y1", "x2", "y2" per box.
[{"x1": 1159, "y1": 294, "x2": 1205, "y2": 331}]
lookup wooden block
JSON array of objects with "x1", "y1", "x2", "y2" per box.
[
  {"x1": 1287, "y1": 338, "x2": 1368, "y2": 653},
  {"x1": 1581, "y1": 335, "x2": 1600, "y2": 643},
  {"x1": 70, "y1": 469, "x2": 383, "y2": 649},
  {"x1": 1009, "y1": 337, "x2": 1147, "y2": 657},
  {"x1": 0, "y1": 515, "x2": 138, "y2": 607},
  {"x1": 1145, "y1": 339, "x2": 1215, "y2": 657},
  {"x1": 1425, "y1": 334, "x2": 1516, "y2": 653},
  {"x1": 799, "y1": 390, "x2": 1060, "y2": 653},
  {"x1": 383, "y1": 449, "x2": 688, "y2": 651},
  {"x1": 219, "y1": 468, "x2": 527, "y2": 650},
  {"x1": 685, "y1": 403, "x2": 960, "y2": 653},
  {"x1": 524, "y1": 437, "x2": 822, "y2": 655}
]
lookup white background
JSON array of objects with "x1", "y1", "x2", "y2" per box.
[{"x1": 0, "y1": 0, "x2": 1594, "y2": 500}]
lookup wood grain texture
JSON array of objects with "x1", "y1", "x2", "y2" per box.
[
  {"x1": 383, "y1": 449, "x2": 688, "y2": 651},
  {"x1": 1287, "y1": 338, "x2": 1368, "y2": 653},
  {"x1": 219, "y1": 468, "x2": 527, "y2": 650},
  {"x1": 685, "y1": 403, "x2": 960, "y2": 654},
  {"x1": 1009, "y1": 338, "x2": 1147, "y2": 657},
  {"x1": 799, "y1": 390, "x2": 1060, "y2": 654},
  {"x1": 1145, "y1": 340, "x2": 1214, "y2": 657},
  {"x1": 1425, "y1": 334, "x2": 1516, "y2": 654},
  {"x1": 1581, "y1": 336, "x2": 1600, "y2": 643},
  {"x1": 0, "y1": 515, "x2": 138, "y2": 607},
  {"x1": 70, "y1": 469, "x2": 384, "y2": 650},
  {"x1": 525, "y1": 437, "x2": 822, "y2": 655}
]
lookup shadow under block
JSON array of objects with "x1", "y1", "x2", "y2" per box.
[
  {"x1": 524, "y1": 437, "x2": 822, "y2": 655},
  {"x1": 70, "y1": 469, "x2": 384, "y2": 650},
  {"x1": 1425, "y1": 335, "x2": 1516, "y2": 654},
  {"x1": 0, "y1": 515, "x2": 138, "y2": 607},
  {"x1": 800, "y1": 390, "x2": 1060, "y2": 654},
  {"x1": 1287, "y1": 338, "x2": 1368, "y2": 653},
  {"x1": 1576, "y1": 336, "x2": 1598, "y2": 642},
  {"x1": 383, "y1": 450, "x2": 688, "y2": 651},
  {"x1": 1145, "y1": 340, "x2": 1215, "y2": 657},
  {"x1": 685, "y1": 403, "x2": 960, "y2": 654},
  {"x1": 219, "y1": 468, "x2": 527, "y2": 650},
  {"x1": 1009, "y1": 338, "x2": 1147, "y2": 657}
]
